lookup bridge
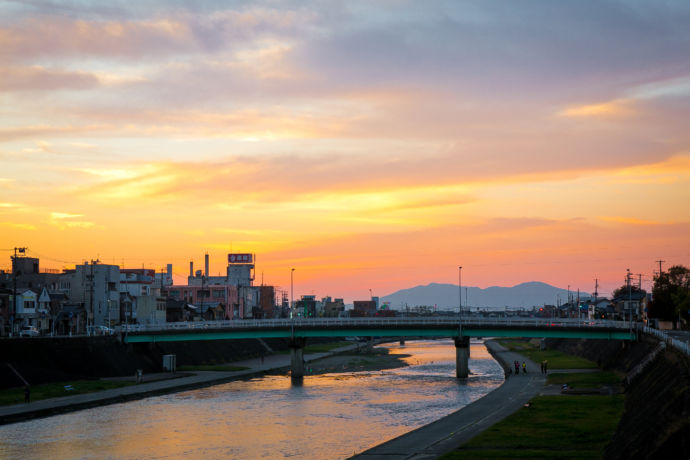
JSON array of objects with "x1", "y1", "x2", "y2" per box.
[{"x1": 120, "y1": 317, "x2": 637, "y2": 379}]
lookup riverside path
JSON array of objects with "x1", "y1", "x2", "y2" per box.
[{"x1": 351, "y1": 340, "x2": 545, "y2": 459}]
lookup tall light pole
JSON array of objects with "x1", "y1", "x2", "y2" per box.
[
  {"x1": 290, "y1": 268, "x2": 295, "y2": 319},
  {"x1": 458, "y1": 266, "x2": 462, "y2": 316}
]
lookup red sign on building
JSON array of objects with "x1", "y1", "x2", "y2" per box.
[{"x1": 228, "y1": 253, "x2": 253, "y2": 264}]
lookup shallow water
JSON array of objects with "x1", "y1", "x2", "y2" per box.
[{"x1": 0, "y1": 339, "x2": 503, "y2": 459}]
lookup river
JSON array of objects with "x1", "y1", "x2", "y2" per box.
[{"x1": 0, "y1": 339, "x2": 504, "y2": 459}]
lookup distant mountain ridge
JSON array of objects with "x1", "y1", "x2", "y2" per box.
[{"x1": 380, "y1": 281, "x2": 591, "y2": 310}]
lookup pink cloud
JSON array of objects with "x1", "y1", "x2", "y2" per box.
[{"x1": 0, "y1": 66, "x2": 99, "y2": 91}]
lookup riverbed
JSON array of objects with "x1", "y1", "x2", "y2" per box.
[{"x1": 0, "y1": 339, "x2": 504, "y2": 459}]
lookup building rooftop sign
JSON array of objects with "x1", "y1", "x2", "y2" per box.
[{"x1": 228, "y1": 253, "x2": 253, "y2": 264}]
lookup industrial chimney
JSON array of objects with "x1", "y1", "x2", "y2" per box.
[
  {"x1": 205, "y1": 253, "x2": 209, "y2": 277},
  {"x1": 189, "y1": 261, "x2": 193, "y2": 278}
]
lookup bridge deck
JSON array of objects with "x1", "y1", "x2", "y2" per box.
[{"x1": 121, "y1": 318, "x2": 637, "y2": 343}]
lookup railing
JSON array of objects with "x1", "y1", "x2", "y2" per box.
[
  {"x1": 643, "y1": 326, "x2": 690, "y2": 356},
  {"x1": 119, "y1": 317, "x2": 633, "y2": 333}
]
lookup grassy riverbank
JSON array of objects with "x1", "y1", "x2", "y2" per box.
[
  {"x1": 442, "y1": 341, "x2": 625, "y2": 459},
  {"x1": 0, "y1": 380, "x2": 135, "y2": 406},
  {"x1": 177, "y1": 364, "x2": 250, "y2": 372},
  {"x1": 443, "y1": 394, "x2": 625, "y2": 459},
  {"x1": 547, "y1": 371, "x2": 622, "y2": 388},
  {"x1": 498, "y1": 339, "x2": 597, "y2": 369}
]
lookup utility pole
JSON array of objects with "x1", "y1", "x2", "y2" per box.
[
  {"x1": 656, "y1": 260, "x2": 665, "y2": 276},
  {"x1": 458, "y1": 266, "x2": 462, "y2": 315},
  {"x1": 627, "y1": 269, "x2": 633, "y2": 334},
  {"x1": 11, "y1": 247, "x2": 28, "y2": 336},
  {"x1": 594, "y1": 278, "x2": 598, "y2": 319},
  {"x1": 290, "y1": 268, "x2": 295, "y2": 319}
]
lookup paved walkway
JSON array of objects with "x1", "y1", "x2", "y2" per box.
[
  {"x1": 352, "y1": 341, "x2": 546, "y2": 460},
  {"x1": 0, "y1": 343, "x2": 362, "y2": 426}
]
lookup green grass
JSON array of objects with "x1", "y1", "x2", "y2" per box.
[
  {"x1": 498, "y1": 340, "x2": 597, "y2": 369},
  {"x1": 443, "y1": 395, "x2": 625, "y2": 459},
  {"x1": 547, "y1": 371, "x2": 622, "y2": 388},
  {"x1": 177, "y1": 364, "x2": 249, "y2": 372},
  {"x1": 0, "y1": 380, "x2": 134, "y2": 406}
]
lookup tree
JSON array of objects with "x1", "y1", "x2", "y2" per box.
[
  {"x1": 612, "y1": 284, "x2": 645, "y2": 300},
  {"x1": 650, "y1": 265, "x2": 690, "y2": 327}
]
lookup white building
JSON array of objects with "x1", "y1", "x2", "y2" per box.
[{"x1": 62, "y1": 261, "x2": 120, "y2": 328}]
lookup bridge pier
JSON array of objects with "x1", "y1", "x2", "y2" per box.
[
  {"x1": 454, "y1": 336, "x2": 470, "y2": 378},
  {"x1": 289, "y1": 337, "x2": 307, "y2": 379}
]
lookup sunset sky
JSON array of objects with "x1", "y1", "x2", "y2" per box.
[{"x1": 1, "y1": 1, "x2": 689, "y2": 301}]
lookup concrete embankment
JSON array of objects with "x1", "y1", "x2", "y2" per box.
[
  {"x1": 0, "y1": 336, "x2": 294, "y2": 389},
  {"x1": 546, "y1": 336, "x2": 690, "y2": 459},
  {"x1": 352, "y1": 340, "x2": 544, "y2": 459}
]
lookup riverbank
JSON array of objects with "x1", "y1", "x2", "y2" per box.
[
  {"x1": 352, "y1": 340, "x2": 545, "y2": 459},
  {"x1": 0, "y1": 340, "x2": 414, "y2": 425},
  {"x1": 0, "y1": 342, "x2": 367, "y2": 425}
]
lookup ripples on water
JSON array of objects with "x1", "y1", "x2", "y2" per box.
[{"x1": 0, "y1": 339, "x2": 503, "y2": 460}]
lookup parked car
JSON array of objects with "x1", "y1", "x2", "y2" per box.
[
  {"x1": 19, "y1": 326, "x2": 40, "y2": 337},
  {"x1": 87, "y1": 325, "x2": 115, "y2": 336}
]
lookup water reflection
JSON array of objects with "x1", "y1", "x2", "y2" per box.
[{"x1": 0, "y1": 339, "x2": 503, "y2": 460}]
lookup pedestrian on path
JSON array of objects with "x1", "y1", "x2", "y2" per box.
[
  {"x1": 514, "y1": 360, "x2": 519, "y2": 375},
  {"x1": 544, "y1": 360, "x2": 548, "y2": 374},
  {"x1": 522, "y1": 361, "x2": 527, "y2": 374}
]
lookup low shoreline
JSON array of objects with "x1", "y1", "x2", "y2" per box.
[
  {"x1": 352, "y1": 339, "x2": 545, "y2": 459},
  {"x1": 0, "y1": 342, "x2": 409, "y2": 425}
]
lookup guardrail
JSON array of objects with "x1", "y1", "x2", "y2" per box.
[
  {"x1": 643, "y1": 326, "x2": 690, "y2": 356},
  {"x1": 118, "y1": 317, "x2": 633, "y2": 334}
]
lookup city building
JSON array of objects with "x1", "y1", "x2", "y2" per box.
[
  {"x1": 352, "y1": 300, "x2": 377, "y2": 317},
  {"x1": 62, "y1": 260, "x2": 120, "y2": 328},
  {"x1": 120, "y1": 268, "x2": 165, "y2": 325},
  {"x1": 324, "y1": 298, "x2": 345, "y2": 317}
]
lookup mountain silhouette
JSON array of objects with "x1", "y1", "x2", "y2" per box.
[{"x1": 380, "y1": 281, "x2": 590, "y2": 310}]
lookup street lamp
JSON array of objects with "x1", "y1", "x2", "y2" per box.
[
  {"x1": 290, "y1": 268, "x2": 295, "y2": 319},
  {"x1": 458, "y1": 266, "x2": 462, "y2": 316}
]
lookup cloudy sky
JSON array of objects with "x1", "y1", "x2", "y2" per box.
[{"x1": 1, "y1": 0, "x2": 689, "y2": 301}]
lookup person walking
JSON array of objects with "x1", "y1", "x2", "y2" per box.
[
  {"x1": 514, "y1": 360, "x2": 520, "y2": 375},
  {"x1": 522, "y1": 361, "x2": 527, "y2": 374},
  {"x1": 544, "y1": 360, "x2": 548, "y2": 374}
]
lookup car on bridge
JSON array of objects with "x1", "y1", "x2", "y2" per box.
[
  {"x1": 87, "y1": 325, "x2": 115, "y2": 336},
  {"x1": 19, "y1": 326, "x2": 40, "y2": 337}
]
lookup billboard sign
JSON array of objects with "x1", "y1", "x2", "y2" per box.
[{"x1": 228, "y1": 253, "x2": 253, "y2": 264}]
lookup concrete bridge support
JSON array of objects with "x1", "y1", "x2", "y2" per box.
[
  {"x1": 289, "y1": 337, "x2": 307, "y2": 379},
  {"x1": 454, "y1": 336, "x2": 470, "y2": 378}
]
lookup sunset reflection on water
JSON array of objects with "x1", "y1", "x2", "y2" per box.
[{"x1": 0, "y1": 340, "x2": 503, "y2": 459}]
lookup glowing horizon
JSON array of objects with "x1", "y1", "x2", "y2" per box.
[{"x1": 1, "y1": 1, "x2": 689, "y2": 301}]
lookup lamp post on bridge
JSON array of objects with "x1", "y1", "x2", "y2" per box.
[
  {"x1": 458, "y1": 266, "x2": 463, "y2": 336},
  {"x1": 458, "y1": 266, "x2": 462, "y2": 317},
  {"x1": 290, "y1": 268, "x2": 295, "y2": 319}
]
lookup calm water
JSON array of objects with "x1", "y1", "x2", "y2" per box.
[{"x1": 0, "y1": 340, "x2": 503, "y2": 459}]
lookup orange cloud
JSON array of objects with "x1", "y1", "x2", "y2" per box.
[{"x1": 559, "y1": 99, "x2": 633, "y2": 117}]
